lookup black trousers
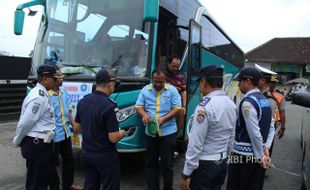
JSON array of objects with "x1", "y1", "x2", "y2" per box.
[
  {"x1": 20, "y1": 136, "x2": 52, "y2": 190},
  {"x1": 258, "y1": 138, "x2": 275, "y2": 190},
  {"x1": 49, "y1": 137, "x2": 74, "y2": 190},
  {"x1": 190, "y1": 159, "x2": 228, "y2": 190},
  {"x1": 226, "y1": 154, "x2": 261, "y2": 190},
  {"x1": 145, "y1": 133, "x2": 176, "y2": 190},
  {"x1": 81, "y1": 151, "x2": 120, "y2": 190}
]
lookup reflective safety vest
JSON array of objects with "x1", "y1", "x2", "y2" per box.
[{"x1": 272, "y1": 91, "x2": 284, "y2": 122}]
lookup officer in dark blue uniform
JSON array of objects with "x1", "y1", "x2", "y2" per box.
[
  {"x1": 75, "y1": 68, "x2": 126, "y2": 190},
  {"x1": 227, "y1": 67, "x2": 272, "y2": 190},
  {"x1": 13, "y1": 64, "x2": 59, "y2": 190}
]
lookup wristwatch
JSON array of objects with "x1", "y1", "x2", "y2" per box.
[{"x1": 181, "y1": 173, "x2": 191, "y2": 180}]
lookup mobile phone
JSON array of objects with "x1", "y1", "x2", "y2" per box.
[{"x1": 125, "y1": 128, "x2": 135, "y2": 137}]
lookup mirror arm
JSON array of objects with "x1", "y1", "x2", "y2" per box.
[{"x1": 16, "y1": 0, "x2": 46, "y2": 10}]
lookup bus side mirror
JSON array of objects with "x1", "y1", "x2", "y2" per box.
[
  {"x1": 292, "y1": 92, "x2": 310, "y2": 108},
  {"x1": 143, "y1": 0, "x2": 159, "y2": 22},
  {"x1": 14, "y1": 10, "x2": 25, "y2": 35}
]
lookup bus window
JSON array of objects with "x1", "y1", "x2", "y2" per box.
[
  {"x1": 108, "y1": 25, "x2": 130, "y2": 38},
  {"x1": 48, "y1": 0, "x2": 72, "y2": 23},
  {"x1": 77, "y1": 13, "x2": 106, "y2": 42}
]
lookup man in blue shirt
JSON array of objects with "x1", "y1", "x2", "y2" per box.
[
  {"x1": 48, "y1": 67, "x2": 82, "y2": 190},
  {"x1": 75, "y1": 68, "x2": 126, "y2": 190},
  {"x1": 136, "y1": 69, "x2": 181, "y2": 190}
]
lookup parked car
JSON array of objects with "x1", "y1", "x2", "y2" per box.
[{"x1": 292, "y1": 89, "x2": 310, "y2": 190}]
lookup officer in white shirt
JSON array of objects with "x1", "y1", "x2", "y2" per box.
[
  {"x1": 180, "y1": 65, "x2": 237, "y2": 190},
  {"x1": 13, "y1": 64, "x2": 60, "y2": 190}
]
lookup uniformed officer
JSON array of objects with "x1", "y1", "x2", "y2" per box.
[
  {"x1": 227, "y1": 67, "x2": 272, "y2": 190},
  {"x1": 256, "y1": 64, "x2": 277, "y2": 155},
  {"x1": 75, "y1": 68, "x2": 126, "y2": 190},
  {"x1": 269, "y1": 75, "x2": 287, "y2": 139},
  {"x1": 256, "y1": 64, "x2": 278, "y2": 189},
  {"x1": 12, "y1": 64, "x2": 60, "y2": 190},
  {"x1": 180, "y1": 65, "x2": 237, "y2": 190}
]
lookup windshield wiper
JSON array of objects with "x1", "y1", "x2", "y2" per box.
[{"x1": 111, "y1": 55, "x2": 123, "y2": 74}]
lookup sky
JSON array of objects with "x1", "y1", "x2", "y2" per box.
[
  {"x1": 200, "y1": 0, "x2": 310, "y2": 52},
  {"x1": 0, "y1": 0, "x2": 310, "y2": 56}
]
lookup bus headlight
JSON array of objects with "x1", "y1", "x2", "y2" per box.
[{"x1": 116, "y1": 105, "x2": 136, "y2": 122}]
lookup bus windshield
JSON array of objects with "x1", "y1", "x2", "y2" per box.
[{"x1": 32, "y1": 0, "x2": 149, "y2": 78}]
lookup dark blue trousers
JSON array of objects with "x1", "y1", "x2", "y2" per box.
[
  {"x1": 20, "y1": 136, "x2": 52, "y2": 190},
  {"x1": 226, "y1": 154, "x2": 261, "y2": 190},
  {"x1": 81, "y1": 151, "x2": 120, "y2": 190},
  {"x1": 190, "y1": 159, "x2": 228, "y2": 190}
]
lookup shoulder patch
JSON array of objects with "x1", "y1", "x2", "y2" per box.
[
  {"x1": 32, "y1": 104, "x2": 40, "y2": 114},
  {"x1": 242, "y1": 105, "x2": 251, "y2": 117},
  {"x1": 199, "y1": 97, "x2": 211, "y2": 106},
  {"x1": 39, "y1": 90, "x2": 45, "y2": 97},
  {"x1": 196, "y1": 109, "x2": 207, "y2": 123}
]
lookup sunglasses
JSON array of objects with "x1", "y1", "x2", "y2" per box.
[
  {"x1": 50, "y1": 76, "x2": 57, "y2": 81},
  {"x1": 110, "y1": 79, "x2": 121, "y2": 88}
]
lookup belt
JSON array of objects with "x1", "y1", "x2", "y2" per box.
[
  {"x1": 27, "y1": 131, "x2": 48, "y2": 140},
  {"x1": 200, "y1": 152, "x2": 227, "y2": 161}
]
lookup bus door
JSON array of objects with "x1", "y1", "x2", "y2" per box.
[
  {"x1": 156, "y1": 7, "x2": 178, "y2": 68},
  {"x1": 187, "y1": 19, "x2": 202, "y2": 97},
  {"x1": 184, "y1": 19, "x2": 202, "y2": 140}
]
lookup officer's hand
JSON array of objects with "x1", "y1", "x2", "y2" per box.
[
  {"x1": 277, "y1": 128, "x2": 285, "y2": 139},
  {"x1": 266, "y1": 156, "x2": 272, "y2": 168},
  {"x1": 264, "y1": 148, "x2": 270, "y2": 157},
  {"x1": 73, "y1": 124, "x2": 81, "y2": 134},
  {"x1": 180, "y1": 178, "x2": 190, "y2": 190},
  {"x1": 260, "y1": 155, "x2": 271, "y2": 169},
  {"x1": 119, "y1": 130, "x2": 126, "y2": 138}
]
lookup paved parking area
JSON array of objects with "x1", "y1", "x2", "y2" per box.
[{"x1": 0, "y1": 103, "x2": 303, "y2": 189}]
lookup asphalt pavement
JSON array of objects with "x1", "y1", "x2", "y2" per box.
[{"x1": 0, "y1": 103, "x2": 303, "y2": 190}]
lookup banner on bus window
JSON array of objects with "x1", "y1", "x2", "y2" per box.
[
  {"x1": 62, "y1": 82, "x2": 93, "y2": 117},
  {"x1": 62, "y1": 82, "x2": 93, "y2": 147}
]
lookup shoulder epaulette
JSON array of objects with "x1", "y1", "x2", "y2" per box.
[
  {"x1": 39, "y1": 89, "x2": 45, "y2": 97},
  {"x1": 199, "y1": 97, "x2": 211, "y2": 106}
]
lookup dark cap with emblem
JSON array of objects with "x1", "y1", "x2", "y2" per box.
[
  {"x1": 37, "y1": 64, "x2": 63, "y2": 79},
  {"x1": 235, "y1": 67, "x2": 262, "y2": 85},
  {"x1": 96, "y1": 68, "x2": 116, "y2": 82},
  {"x1": 198, "y1": 65, "x2": 223, "y2": 80},
  {"x1": 270, "y1": 75, "x2": 279, "y2": 83},
  {"x1": 95, "y1": 68, "x2": 121, "y2": 88}
]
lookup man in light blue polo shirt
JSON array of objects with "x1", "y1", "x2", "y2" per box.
[
  {"x1": 48, "y1": 67, "x2": 82, "y2": 190},
  {"x1": 136, "y1": 69, "x2": 181, "y2": 190}
]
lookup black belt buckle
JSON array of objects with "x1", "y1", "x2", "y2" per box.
[
  {"x1": 214, "y1": 153, "x2": 224, "y2": 165},
  {"x1": 33, "y1": 137, "x2": 39, "y2": 144}
]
